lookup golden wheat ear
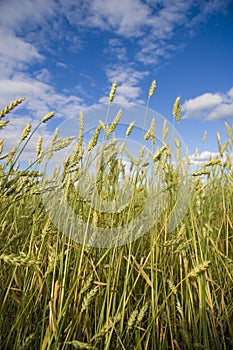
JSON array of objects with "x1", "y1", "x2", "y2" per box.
[
  {"x1": 0, "y1": 97, "x2": 25, "y2": 119},
  {"x1": 109, "y1": 81, "x2": 117, "y2": 103},
  {"x1": 173, "y1": 96, "x2": 181, "y2": 122}
]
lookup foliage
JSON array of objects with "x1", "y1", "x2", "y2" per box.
[{"x1": 0, "y1": 86, "x2": 233, "y2": 349}]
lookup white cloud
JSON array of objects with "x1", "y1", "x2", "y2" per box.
[
  {"x1": 207, "y1": 103, "x2": 233, "y2": 121},
  {"x1": 56, "y1": 62, "x2": 68, "y2": 69},
  {"x1": 0, "y1": 76, "x2": 84, "y2": 122},
  {"x1": 0, "y1": 0, "x2": 56, "y2": 31},
  {"x1": 1, "y1": 0, "x2": 231, "y2": 71},
  {"x1": 0, "y1": 3, "x2": 84, "y2": 121},
  {"x1": 0, "y1": 0, "x2": 232, "y2": 137},
  {"x1": 189, "y1": 151, "x2": 219, "y2": 164},
  {"x1": 65, "y1": 0, "x2": 151, "y2": 38},
  {"x1": 0, "y1": 29, "x2": 43, "y2": 79},
  {"x1": 182, "y1": 88, "x2": 233, "y2": 120},
  {"x1": 56, "y1": 0, "x2": 232, "y2": 68},
  {"x1": 99, "y1": 65, "x2": 149, "y2": 103},
  {"x1": 189, "y1": 150, "x2": 232, "y2": 169},
  {"x1": 106, "y1": 39, "x2": 128, "y2": 62}
]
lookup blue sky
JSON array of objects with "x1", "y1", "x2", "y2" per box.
[{"x1": 0, "y1": 0, "x2": 233, "y2": 165}]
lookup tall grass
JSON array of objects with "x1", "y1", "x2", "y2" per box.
[{"x1": 0, "y1": 87, "x2": 233, "y2": 350}]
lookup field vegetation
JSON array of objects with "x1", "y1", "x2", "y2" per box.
[{"x1": 0, "y1": 83, "x2": 233, "y2": 349}]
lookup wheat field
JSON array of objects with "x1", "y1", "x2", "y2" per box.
[{"x1": 0, "y1": 84, "x2": 233, "y2": 349}]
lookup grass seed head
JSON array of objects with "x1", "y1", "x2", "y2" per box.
[
  {"x1": 173, "y1": 96, "x2": 181, "y2": 122},
  {"x1": 52, "y1": 127, "x2": 59, "y2": 144},
  {"x1": 204, "y1": 158, "x2": 221, "y2": 167},
  {"x1": 0, "y1": 97, "x2": 25, "y2": 119},
  {"x1": 81, "y1": 286, "x2": 99, "y2": 314},
  {"x1": 192, "y1": 169, "x2": 210, "y2": 177},
  {"x1": 187, "y1": 261, "x2": 211, "y2": 279},
  {"x1": 87, "y1": 125, "x2": 102, "y2": 151},
  {"x1": 109, "y1": 109, "x2": 122, "y2": 133},
  {"x1": 136, "y1": 302, "x2": 149, "y2": 324},
  {"x1": 20, "y1": 123, "x2": 32, "y2": 142},
  {"x1": 0, "y1": 140, "x2": 3, "y2": 154},
  {"x1": 126, "y1": 121, "x2": 135, "y2": 137},
  {"x1": 148, "y1": 80, "x2": 156, "y2": 98},
  {"x1": 36, "y1": 135, "x2": 43, "y2": 156},
  {"x1": 127, "y1": 308, "x2": 138, "y2": 330},
  {"x1": 6, "y1": 146, "x2": 17, "y2": 165},
  {"x1": 0, "y1": 120, "x2": 10, "y2": 130},
  {"x1": 144, "y1": 129, "x2": 151, "y2": 141},
  {"x1": 109, "y1": 81, "x2": 117, "y2": 103},
  {"x1": 202, "y1": 131, "x2": 207, "y2": 144},
  {"x1": 42, "y1": 111, "x2": 55, "y2": 123},
  {"x1": 77, "y1": 111, "x2": 84, "y2": 148}
]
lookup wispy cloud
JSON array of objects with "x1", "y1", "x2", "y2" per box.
[
  {"x1": 0, "y1": 29, "x2": 43, "y2": 79},
  {"x1": 182, "y1": 88, "x2": 233, "y2": 120},
  {"x1": 70, "y1": 0, "x2": 151, "y2": 37},
  {"x1": 99, "y1": 65, "x2": 149, "y2": 103},
  {"x1": 106, "y1": 39, "x2": 128, "y2": 62},
  {"x1": 0, "y1": 1, "x2": 85, "y2": 120},
  {"x1": 0, "y1": 0, "x2": 232, "y2": 122},
  {"x1": 0, "y1": 0, "x2": 55, "y2": 31}
]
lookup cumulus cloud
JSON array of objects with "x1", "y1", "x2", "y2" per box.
[
  {"x1": 0, "y1": 77, "x2": 84, "y2": 119},
  {"x1": 99, "y1": 66, "x2": 149, "y2": 103},
  {"x1": 189, "y1": 151, "x2": 219, "y2": 164},
  {"x1": 0, "y1": 1, "x2": 85, "y2": 121},
  {"x1": 182, "y1": 88, "x2": 233, "y2": 120},
  {"x1": 0, "y1": 0, "x2": 232, "y2": 124},
  {"x1": 189, "y1": 150, "x2": 232, "y2": 169}
]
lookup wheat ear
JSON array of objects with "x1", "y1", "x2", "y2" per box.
[{"x1": 0, "y1": 97, "x2": 25, "y2": 119}]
